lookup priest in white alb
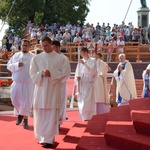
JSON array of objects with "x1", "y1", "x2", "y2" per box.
[
  {"x1": 74, "y1": 47, "x2": 97, "y2": 121},
  {"x1": 51, "y1": 40, "x2": 71, "y2": 125},
  {"x1": 94, "y1": 53, "x2": 111, "y2": 114},
  {"x1": 7, "y1": 39, "x2": 35, "y2": 129},
  {"x1": 114, "y1": 53, "x2": 137, "y2": 106},
  {"x1": 30, "y1": 36, "x2": 68, "y2": 149}
]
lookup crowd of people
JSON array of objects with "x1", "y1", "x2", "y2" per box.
[
  {"x1": 2, "y1": 20, "x2": 150, "y2": 148},
  {"x1": 1, "y1": 20, "x2": 150, "y2": 62},
  {"x1": 1, "y1": 20, "x2": 150, "y2": 47},
  {"x1": 23, "y1": 20, "x2": 150, "y2": 43}
]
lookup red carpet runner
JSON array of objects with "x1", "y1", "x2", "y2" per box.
[{"x1": 0, "y1": 110, "x2": 87, "y2": 150}]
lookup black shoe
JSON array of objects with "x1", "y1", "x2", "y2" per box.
[
  {"x1": 42, "y1": 143, "x2": 53, "y2": 148},
  {"x1": 16, "y1": 115, "x2": 24, "y2": 125},
  {"x1": 23, "y1": 119, "x2": 29, "y2": 129}
]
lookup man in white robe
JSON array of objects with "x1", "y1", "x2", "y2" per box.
[
  {"x1": 114, "y1": 54, "x2": 137, "y2": 106},
  {"x1": 94, "y1": 53, "x2": 111, "y2": 114},
  {"x1": 51, "y1": 40, "x2": 71, "y2": 125},
  {"x1": 30, "y1": 36, "x2": 68, "y2": 149},
  {"x1": 7, "y1": 39, "x2": 35, "y2": 129},
  {"x1": 75, "y1": 47, "x2": 97, "y2": 121}
]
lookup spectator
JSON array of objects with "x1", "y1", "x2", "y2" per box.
[
  {"x1": 65, "y1": 21, "x2": 72, "y2": 31},
  {"x1": 40, "y1": 24, "x2": 45, "y2": 31},
  {"x1": 73, "y1": 33, "x2": 82, "y2": 43},
  {"x1": 8, "y1": 34, "x2": 14, "y2": 51},
  {"x1": 124, "y1": 26, "x2": 130, "y2": 42},
  {"x1": 117, "y1": 36, "x2": 125, "y2": 54},
  {"x1": 1, "y1": 35, "x2": 7, "y2": 46},
  {"x1": 62, "y1": 29, "x2": 71, "y2": 42},
  {"x1": 107, "y1": 37, "x2": 116, "y2": 62},
  {"x1": 10, "y1": 42, "x2": 18, "y2": 54},
  {"x1": 30, "y1": 28, "x2": 37, "y2": 39},
  {"x1": 36, "y1": 28, "x2": 43, "y2": 44},
  {"x1": 70, "y1": 27, "x2": 76, "y2": 42},
  {"x1": 14, "y1": 35, "x2": 21, "y2": 50},
  {"x1": 26, "y1": 20, "x2": 33, "y2": 30},
  {"x1": 97, "y1": 36, "x2": 106, "y2": 60},
  {"x1": 93, "y1": 26, "x2": 101, "y2": 42},
  {"x1": 55, "y1": 30, "x2": 62, "y2": 42},
  {"x1": 60, "y1": 37, "x2": 68, "y2": 52},
  {"x1": 147, "y1": 24, "x2": 150, "y2": 41}
]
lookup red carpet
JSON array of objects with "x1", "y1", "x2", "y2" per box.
[
  {"x1": 76, "y1": 98, "x2": 150, "y2": 150},
  {"x1": 67, "y1": 78, "x2": 74, "y2": 96},
  {"x1": 104, "y1": 98, "x2": 150, "y2": 150},
  {"x1": 1, "y1": 79, "x2": 150, "y2": 149},
  {"x1": 0, "y1": 110, "x2": 87, "y2": 150}
]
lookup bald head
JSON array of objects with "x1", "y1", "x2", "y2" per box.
[{"x1": 119, "y1": 54, "x2": 126, "y2": 62}]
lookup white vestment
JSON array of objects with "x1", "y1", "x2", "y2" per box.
[
  {"x1": 75, "y1": 57, "x2": 97, "y2": 121},
  {"x1": 30, "y1": 51, "x2": 67, "y2": 144},
  {"x1": 114, "y1": 60, "x2": 137, "y2": 106},
  {"x1": 7, "y1": 52, "x2": 35, "y2": 117},
  {"x1": 94, "y1": 59, "x2": 110, "y2": 114},
  {"x1": 59, "y1": 53, "x2": 71, "y2": 125}
]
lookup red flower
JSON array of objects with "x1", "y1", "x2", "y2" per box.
[{"x1": 0, "y1": 80, "x2": 13, "y2": 87}]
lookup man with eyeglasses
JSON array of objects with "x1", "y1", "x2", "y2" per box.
[{"x1": 7, "y1": 39, "x2": 35, "y2": 129}]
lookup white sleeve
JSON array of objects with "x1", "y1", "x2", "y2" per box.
[
  {"x1": 29, "y1": 57, "x2": 43, "y2": 85},
  {"x1": 7, "y1": 55, "x2": 22, "y2": 73}
]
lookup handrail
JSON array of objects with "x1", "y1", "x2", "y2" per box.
[{"x1": 1, "y1": 42, "x2": 150, "y2": 62}]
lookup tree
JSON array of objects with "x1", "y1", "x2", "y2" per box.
[{"x1": 0, "y1": 0, "x2": 90, "y2": 34}]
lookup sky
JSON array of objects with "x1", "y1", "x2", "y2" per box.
[
  {"x1": 85, "y1": 0, "x2": 150, "y2": 27},
  {"x1": 0, "y1": 20, "x2": 9, "y2": 43},
  {"x1": 0, "y1": 0, "x2": 150, "y2": 42}
]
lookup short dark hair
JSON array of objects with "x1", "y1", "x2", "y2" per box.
[
  {"x1": 21, "y1": 39, "x2": 30, "y2": 45},
  {"x1": 96, "y1": 53, "x2": 102, "y2": 58},
  {"x1": 41, "y1": 36, "x2": 52, "y2": 44},
  {"x1": 80, "y1": 47, "x2": 88, "y2": 53},
  {"x1": 52, "y1": 40, "x2": 60, "y2": 47}
]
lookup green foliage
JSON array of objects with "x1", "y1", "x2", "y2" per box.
[{"x1": 0, "y1": 0, "x2": 90, "y2": 35}]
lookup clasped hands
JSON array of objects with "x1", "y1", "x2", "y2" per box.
[
  {"x1": 79, "y1": 59, "x2": 85, "y2": 64},
  {"x1": 77, "y1": 76, "x2": 81, "y2": 81},
  {"x1": 118, "y1": 65, "x2": 122, "y2": 71},
  {"x1": 18, "y1": 62, "x2": 24, "y2": 67},
  {"x1": 146, "y1": 69, "x2": 150, "y2": 74},
  {"x1": 42, "y1": 69, "x2": 51, "y2": 77}
]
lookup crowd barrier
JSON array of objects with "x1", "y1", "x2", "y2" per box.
[{"x1": 29, "y1": 40, "x2": 150, "y2": 62}]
